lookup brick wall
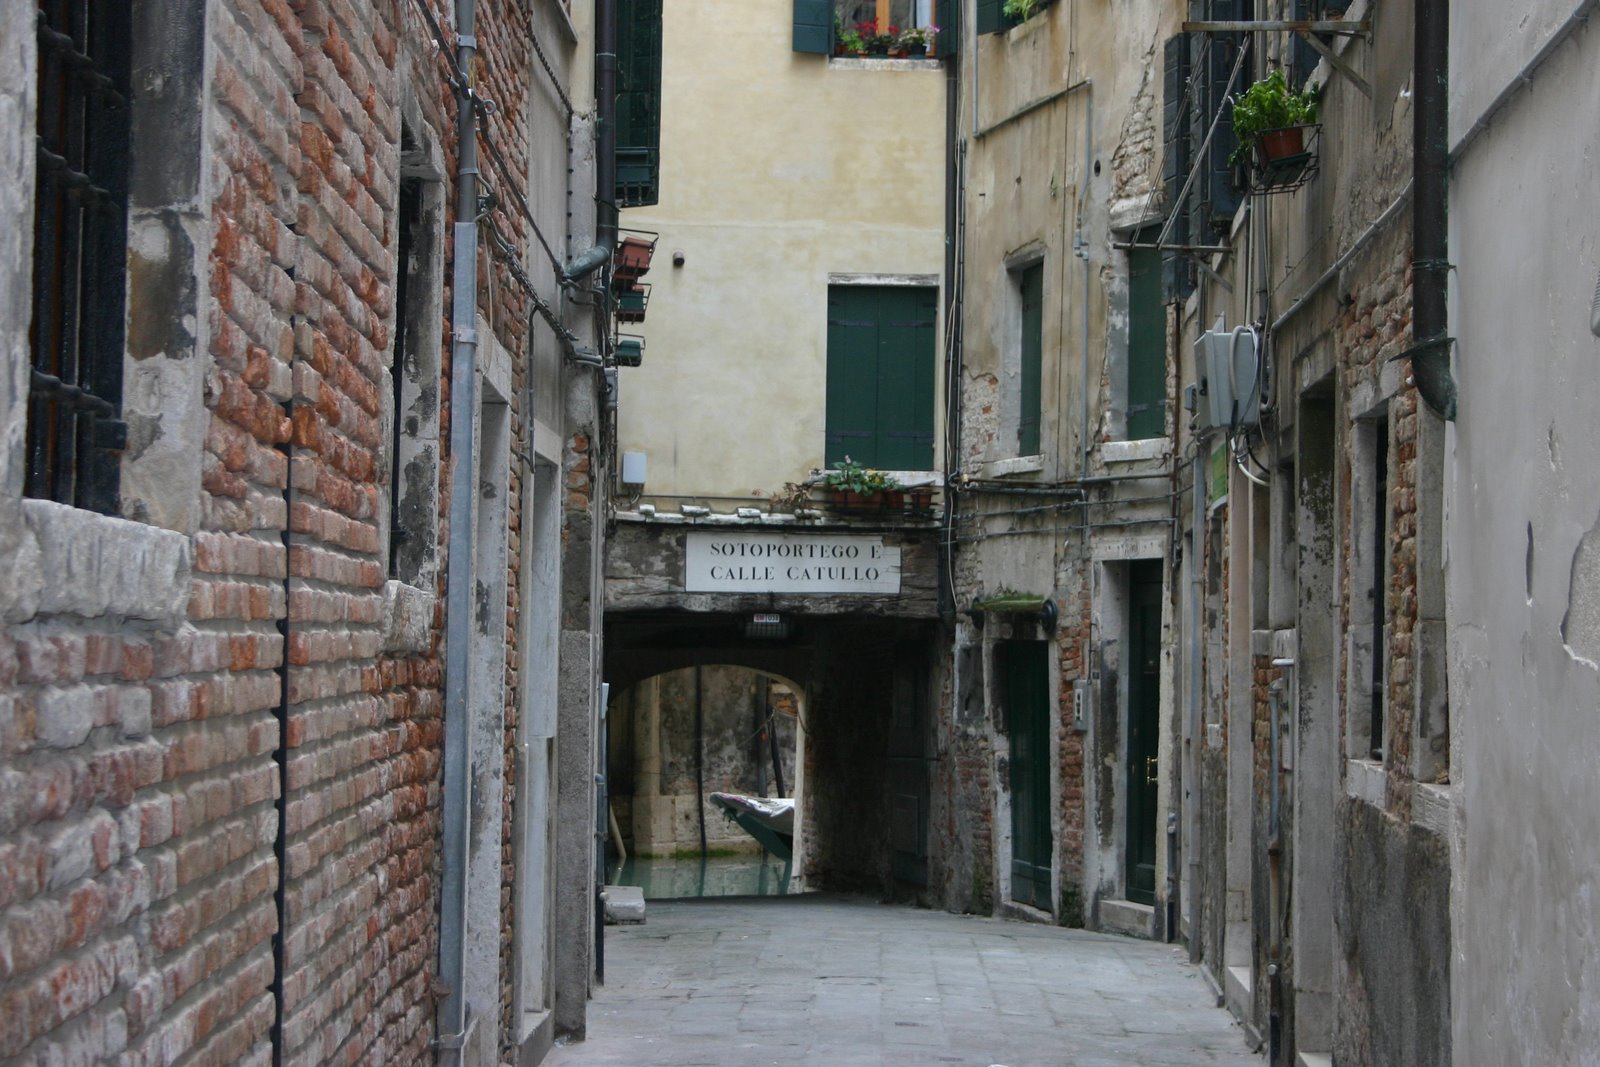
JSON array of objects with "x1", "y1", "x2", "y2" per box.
[{"x1": 0, "y1": 0, "x2": 584, "y2": 1062}]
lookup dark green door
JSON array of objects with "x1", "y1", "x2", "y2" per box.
[
  {"x1": 1005, "y1": 641, "x2": 1051, "y2": 910},
  {"x1": 1126, "y1": 560, "x2": 1163, "y2": 905},
  {"x1": 1127, "y1": 228, "x2": 1166, "y2": 439},
  {"x1": 887, "y1": 646, "x2": 931, "y2": 886},
  {"x1": 825, "y1": 286, "x2": 937, "y2": 470}
]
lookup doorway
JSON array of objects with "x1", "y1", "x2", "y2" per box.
[
  {"x1": 1004, "y1": 640, "x2": 1052, "y2": 911},
  {"x1": 1125, "y1": 560, "x2": 1162, "y2": 905}
]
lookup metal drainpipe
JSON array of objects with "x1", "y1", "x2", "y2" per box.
[
  {"x1": 438, "y1": 0, "x2": 481, "y2": 1058},
  {"x1": 1185, "y1": 441, "x2": 1204, "y2": 963},
  {"x1": 1074, "y1": 83, "x2": 1093, "y2": 484},
  {"x1": 595, "y1": 0, "x2": 617, "y2": 261},
  {"x1": 1411, "y1": 0, "x2": 1456, "y2": 419},
  {"x1": 1266, "y1": 663, "x2": 1292, "y2": 1066},
  {"x1": 938, "y1": 34, "x2": 959, "y2": 622}
]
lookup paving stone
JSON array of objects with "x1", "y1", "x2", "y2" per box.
[{"x1": 547, "y1": 896, "x2": 1262, "y2": 1067}]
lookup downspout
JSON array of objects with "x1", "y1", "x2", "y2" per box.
[
  {"x1": 595, "y1": 0, "x2": 618, "y2": 263},
  {"x1": 1410, "y1": 0, "x2": 1455, "y2": 419},
  {"x1": 1266, "y1": 663, "x2": 1292, "y2": 1065},
  {"x1": 438, "y1": 0, "x2": 481, "y2": 1059},
  {"x1": 939, "y1": 24, "x2": 960, "y2": 622},
  {"x1": 1186, "y1": 437, "x2": 1204, "y2": 963},
  {"x1": 1074, "y1": 84, "x2": 1094, "y2": 483}
]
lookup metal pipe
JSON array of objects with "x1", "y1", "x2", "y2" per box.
[
  {"x1": 438, "y1": 0, "x2": 481, "y2": 1056},
  {"x1": 1076, "y1": 83, "x2": 1093, "y2": 486},
  {"x1": 1185, "y1": 437, "x2": 1204, "y2": 963},
  {"x1": 1449, "y1": 0, "x2": 1597, "y2": 165},
  {"x1": 694, "y1": 665, "x2": 707, "y2": 855},
  {"x1": 974, "y1": 78, "x2": 1091, "y2": 141},
  {"x1": 1412, "y1": 0, "x2": 1456, "y2": 419},
  {"x1": 1268, "y1": 182, "x2": 1412, "y2": 334},
  {"x1": 595, "y1": 0, "x2": 618, "y2": 255}
]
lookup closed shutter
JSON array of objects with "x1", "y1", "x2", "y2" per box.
[
  {"x1": 1290, "y1": 0, "x2": 1319, "y2": 89},
  {"x1": 937, "y1": 0, "x2": 960, "y2": 53},
  {"x1": 793, "y1": 0, "x2": 832, "y2": 53},
  {"x1": 1019, "y1": 264, "x2": 1043, "y2": 457},
  {"x1": 1200, "y1": 0, "x2": 1247, "y2": 230},
  {"x1": 976, "y1": 0, "x2": 1006, "y2": 36},
  {"x1": 826, "y1": 287, "x2": 938, "y2": 470},
  {"x1": 826, "y1": 288, "x2": 880, "y2": 467},
  {"x1": 1127, "y1": 231, "x2": 1166, "y2": 440},
  {"x1": 1161, "y1": 34, "x2": 1195, "y2": 301}
]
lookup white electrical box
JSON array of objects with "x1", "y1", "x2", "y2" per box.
[
  {"x1": 1194, "y1": 325, "x2": 1261, "y2": 434},
  {"x1": 621, "y1": 451, "x2": 647, "y2": 487}
]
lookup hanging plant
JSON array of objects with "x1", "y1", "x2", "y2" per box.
[{"x1": 1229, "y1": 70, "x2": 1321, "y2": 164}]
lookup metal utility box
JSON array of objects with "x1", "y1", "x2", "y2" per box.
[{"x1": 1193, "y1": 326, "x2": 1261, "y2": 434}]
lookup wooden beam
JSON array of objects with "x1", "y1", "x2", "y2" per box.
[
  {"x1": 1296, "y1": 29, "x2": 1373, "y2": 98},
  {"x1": 1181, "y1": 19, "x2": 1371, "y2": 35}
]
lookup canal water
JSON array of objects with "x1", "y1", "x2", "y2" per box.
[{"x1": 610, "y1": 852, "x2": 792, "y2": 899}]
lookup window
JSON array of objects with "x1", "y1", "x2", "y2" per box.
[
  {"x1": 794, "y1": 0, "x2": 950, "y2": 54},
  {"x1": 825, "y1": 285, "x2": 937, "y2": 470},
  {"x1": 28, "y1": 0, "x2": 134, "y2": 514},
  {"x1": 1126, "y1": 230, "x2": 1166, "y2": 439},
  {"x1": 977, "y1": 0, "x2": 1053, "y2": 35},
  {"x1": 388, "y1": 118, "x2": 445, "y2": 589},
  {"x1": 1349, "y1": 414, "x2": 1390, "y2": 761},
  {"x1": 1014, "y1": 263, "x2": 1044, "y2": 457},
  {"x1": 617, "y1": 0, "x2": 662, "y2": 207}
]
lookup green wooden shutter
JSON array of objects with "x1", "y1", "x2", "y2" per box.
[
  {"x1": 1019, "y1": 264, "x2": 1043, "y2": 456},
  {"x1": 1201, "y1": 0, "x2": 1245, "y2": 229},
  {"x1": 826, "y1": 287, "x2": 938, "y2": 470},
  {"x1": 826, "y1": 288, "x2": 880, "y2": 467},
  {"x1": 937, "y1": 0, "x2": 959, "y2": 51},
  {"x1": 1161, "y1": 34, "x2": 1194, "y2": 301},
  {"x1": 875, "y1": 289, "x2": 937, "y2": 470},
  {"x1": 976, "y1": 0, "x2": 1006, "y2": 35},
  {"x1": 793, "y1": 0, "x2": 832, "y2": 53},
  {"x1": 1127, "y1": 230, "x2": 1166, "y2": 439}
]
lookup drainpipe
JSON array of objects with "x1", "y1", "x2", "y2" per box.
[
  {"x1": 438, "y1": 0, "x2": 481, "y2": 1059},
  {"x1": 1266, "y1": 662, "x2": 1292, "y2": 1066},
  {"x1": 595, "y1": 0, "x2": 618, "y2": 262},
  {"x1": 1410, "y1": 0, "x2": 1455, "y2": 419},
  {"x1": 1185, "y1": 436, "x2": 1204, "y2": 963},
  {"x1": 1073, "y1": 83, "x2": 1093, "y2": 483}
]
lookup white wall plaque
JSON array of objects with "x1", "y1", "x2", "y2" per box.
[{"x1": 684, "y1": 532, "x2": 902, "y2": 594}]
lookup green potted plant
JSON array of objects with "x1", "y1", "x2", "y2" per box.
[
  {"x1": 898, "y1": 24, "x2": 938, "y2": 57},
  {"x1": 1229, "y1": 69, "x2": 1321, "y2": 164},
  {"x1": 1002, "y1": 0, "x2": 1044, "y2": 25},
  {"x1": 821, "y1": 457, "x2": 904, "y2": 513},
  {"x1": 834, "y1": 11, "x2": 866, "y2": 55}
]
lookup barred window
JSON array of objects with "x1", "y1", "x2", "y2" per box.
[{"x1": 28, "y1": 0, "x2": 133, "y2": 513}]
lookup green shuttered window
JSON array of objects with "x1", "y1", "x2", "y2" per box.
[
  {"x1": 1127, "y1": 231, "x2": 1166, "y2": 440},
  {"x1": 616, "y1": 0, "x2": 663, "y2": 207},
  {"x1": 825, "y1": 286, "x2": 938, "y2": 470},
  {"x1": 1018, "y1": 264, "x2": 1043, "y2": 457}
]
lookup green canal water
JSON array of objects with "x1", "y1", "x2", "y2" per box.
[{"x1": 610, "y1": 852, "x2": 792, "y2": 899}]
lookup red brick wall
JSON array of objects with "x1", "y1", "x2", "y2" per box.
[{"x1": 0, "y1": 0, "x2": 562, "y2": 1061}]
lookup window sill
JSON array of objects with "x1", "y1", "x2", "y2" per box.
[
  {"x1": 1100, "y1": 438, "x2": 1171, "y2": 464},
  {"x1": 2, "y1": 499, "x2": 191, "y2": 627},
  {"x1": 1345, "y1": 758, "x2": 1387, "y2": 809},
  {"x1": 382, "y1": 579, "x2": 438, "y2": 654},
  {"x1": 827, "y1": 56, "x2": 944, "y2": 71},
  {"x1": 980, "y1": 455, "x2": 1044, "y2": 479}
]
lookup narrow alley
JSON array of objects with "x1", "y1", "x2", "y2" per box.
[{"x1": 548, "y1": 897, "x2": 1259, "y2": 1067}]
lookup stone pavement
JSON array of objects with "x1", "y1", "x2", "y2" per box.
[{"x1": 544, "y1": 895, "x2": 1262, "y2": 1067}]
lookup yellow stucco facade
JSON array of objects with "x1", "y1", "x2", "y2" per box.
[{"x1": 617, "y1": 0, "x2": 947, "y2": 502}]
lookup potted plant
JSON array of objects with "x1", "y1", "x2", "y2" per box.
[
  {"x1": 898, "y1": 25, "x2": 938, "y2": 57},
  {"x1": 1002, "y1": 0, "x2": 1044, "y2": 24},
  {"x1": 1229, "y1": 69, "x2": 1321, "y2": 164},
  {"x1": 833, "y1": 11, "x2": 866, "y2": 55},
  {"x1": 821, "y1": 457, "x2": 904, "y2": 514}
]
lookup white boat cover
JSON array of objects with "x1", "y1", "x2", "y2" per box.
[{"x1": 709, "y1": 792, "x2": 795, "y2": 835}]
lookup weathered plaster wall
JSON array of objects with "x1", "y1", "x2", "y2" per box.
[
  {"x1": 1448, "y1": 4, "x2": 1600, "y2": 1060},
  {"x1": 613, "y1": 0, "x2": 946, "y2": 500}
]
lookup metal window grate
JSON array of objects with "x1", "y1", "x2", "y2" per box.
[{"x1": 27, "y1": 0, "x2": 132, "y2": 513}]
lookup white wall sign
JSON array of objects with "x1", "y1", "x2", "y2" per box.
[{"x1": 684, "y1": 532, "x2": 902, "y2": 594}]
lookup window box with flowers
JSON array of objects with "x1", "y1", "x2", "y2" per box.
[{"x1": 821, "y1": 458, "x2": 905, "y2": 514}]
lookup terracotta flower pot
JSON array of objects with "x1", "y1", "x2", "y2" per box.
[{"x1": 1257, "y1": 126, "x2": 1306, "y2": 161}]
